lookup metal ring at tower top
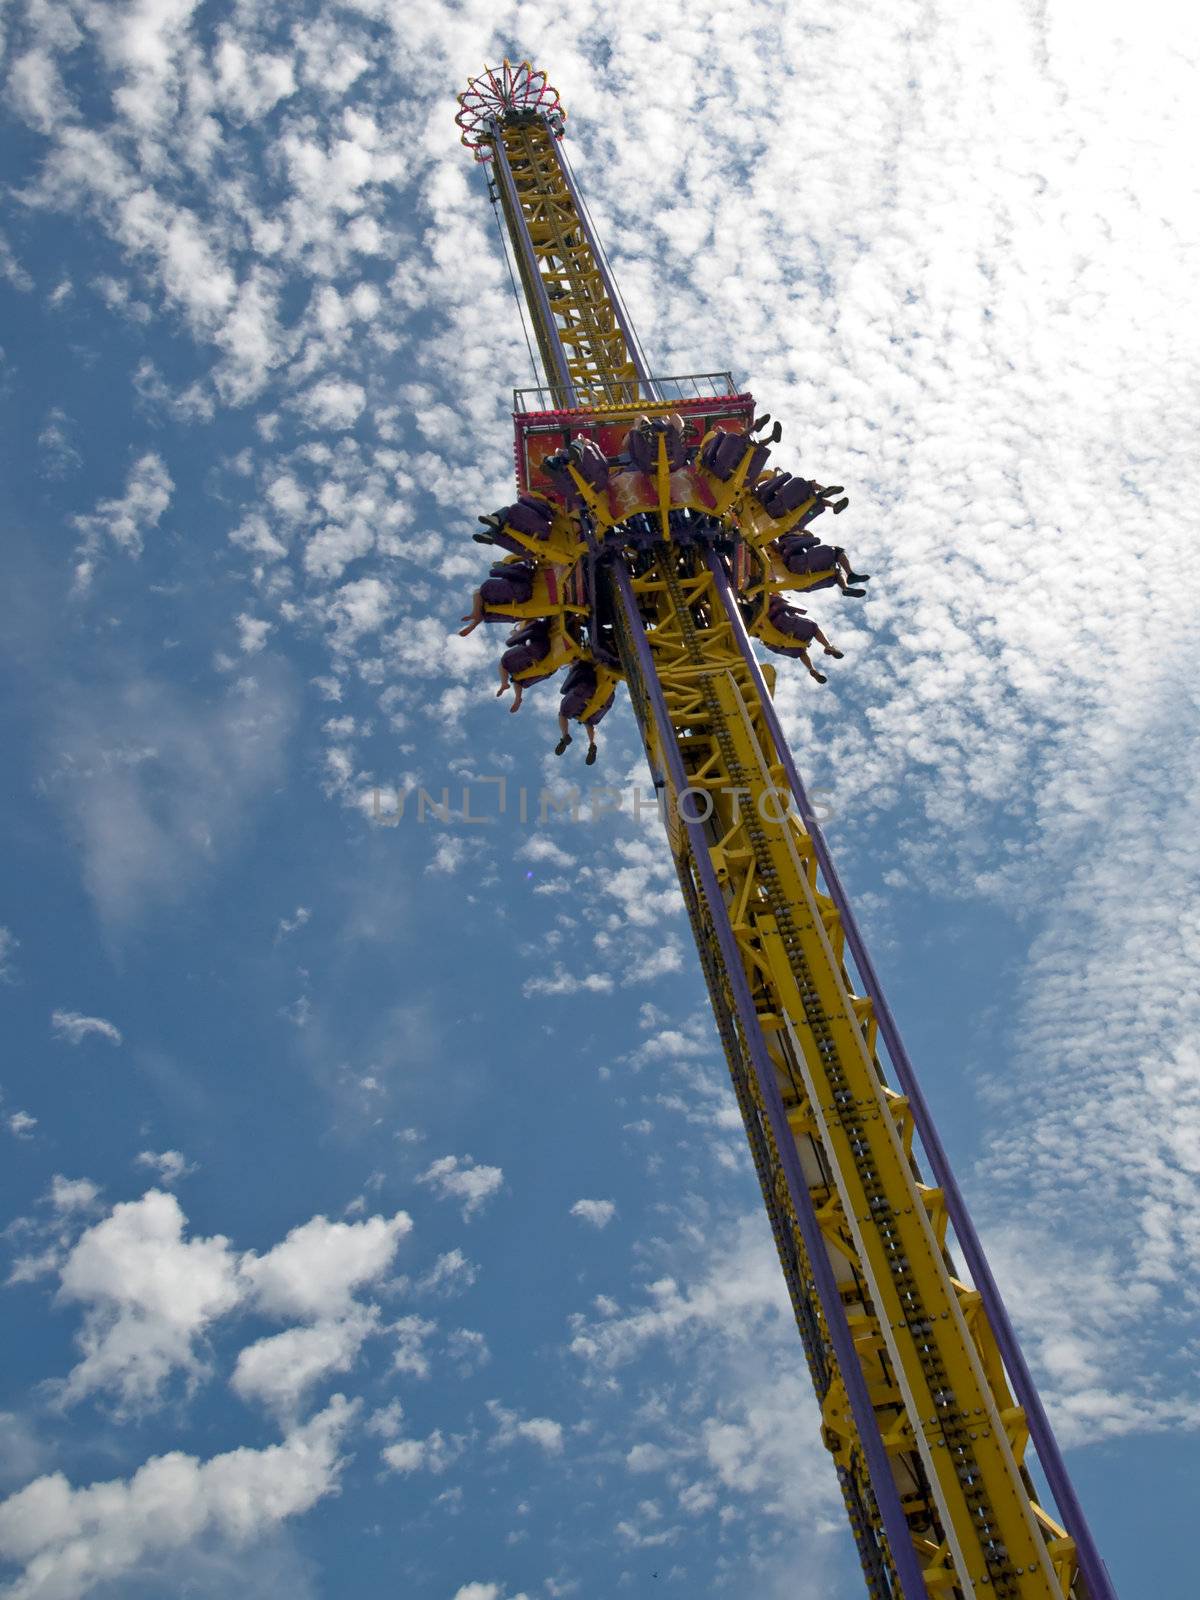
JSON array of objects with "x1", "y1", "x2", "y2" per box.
[{"x1": 455, "y1": 59, "x2": 566, "y2": 161}]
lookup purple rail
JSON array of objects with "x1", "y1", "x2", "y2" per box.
[
  {"x1": 706, "y1": 553, "x2": 1117, "y2": 1600},
  {"x1": 491, "y1": 130, "x2": 576, "y2": 403},
  {"x1": 613, "y1": 563, "x2": 930, "y2": 1600}
]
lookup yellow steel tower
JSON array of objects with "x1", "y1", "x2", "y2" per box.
[{"x1": 454, "y1": 60, "x2": 1117, "y2": 1600}]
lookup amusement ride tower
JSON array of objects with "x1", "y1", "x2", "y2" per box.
[{"x1": 453, "y1": 60, "x2": 1117, "y2": 1600}]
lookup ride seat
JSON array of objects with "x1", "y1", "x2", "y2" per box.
[
  {"x1": 700, "y1": 428, "x2": 770, "y2": 484},
  {"x1": 482, "y1": 564, "x2": 587, "y2": 624},
  {"x1": 750, "y1": 607, "x2": 816, "y2": 659},
  {"x1": 510, "y1": 618, "x2": 582, "y2": 683},
  {"x1": 756, "y1": 471, "x2": 820, "y2": 516}
]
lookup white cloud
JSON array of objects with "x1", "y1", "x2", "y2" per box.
[
  {"x1": 417, "y1": 1155, "x2": 503, "y2": 1221},
  {"x1": 380, "y1": 1427, "x2": 462, "y2": 1476},
  {"x1": 569, "y1": 1199, "x2": 616, "y2": 1230},
  {"x1": 517, "y1": 835, "x2": 575, "y2": 869},
  {"x1": 7, "y1": 1112, "x2": 37, "y2": 1139},
  {"x1": 50, "y1": 1011, "x2": 122, "y2": 1047},
  {"x1": 212, "y1": 33, "x2": 296, "y2": 122},
  {"x1": 7, "y1": 47, "x2": 72, "y2": 135},
  {"x1": 0, "y1": 230, "x2": 35, "y2": 291},
  {"x1": 487, "y1": 1400, "x2": 563, "y2": 1456},
  {"x1": 391, "y1": 1314, "x2": 436, "y2": 1379},
  {"x1": 45, "y1": 1188, "x2": 411, "y2": 1417},
  {"x1": 56, "y1": 1190, "x2": 241, "y2": 1410},
  {"x1": 42, "y1": 667, "x2": 296, "y2": 928},
  {"x1": 0, "y1": 926, "x2": 20, "y2": 983},
  {"x1": 231, "y1": 1308, "x2": 378, "y2": 1421},
  {"x1": 236, "y1": 613, "x2": 273, "y2": 655},
  {"x1": 522, "y1": 966, "x2": 615, "y2": 998},
  {"x1": 134, "y1": 1150, "x2": 195, "y2": 1185},
  {"x1": 37, "y1": 408, "x2": 81, "y2": 477},
  {"x1": 365, "y1": 1400, "x2": 405, "y2": 1439},
  {"x1": 49, "y1": 1177, "x2": 100, "y2": 1213},
  {"x1": 240, "y1": 1211, "x2": 411, "y2": 1321},
  {"x1": 451, "y1": 1586, "x2": 531, "y2": 1600},
  {"x1": 418, "y1": 1249, "x2": 478, "y2": 1296},
  {"x1": 425, "y1": 834, "x2": 470, "y2": 875},
  {"x1": 295, "y1": 377, "x2": 366, "y2": 431},
  {"x1": 626, "y1": 1442, "x2": 671, "y2": 1474},
  {"x1": 568, "y1": 1215, "x2": 792, "y2": 1372},
  {"x1": 0, "y1": 1395, "x2": 357, "y2": 1600},
  {"x1": 71, "y1": 452, "x2": 172, "y2": 592},
  {"x1": 445, "y1": 1328, "x2": 490, "y2": 1375},
  {"x1": 324, "y1": 577, "x2": 393, "y2": 647},
  {"x1": 274, "y1": 906, "x2": 311, "y2": 942}
]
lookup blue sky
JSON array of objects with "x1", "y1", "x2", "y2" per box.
[{"x1": 2, "y1": 2, "x2": 1199, "y2": 1597}]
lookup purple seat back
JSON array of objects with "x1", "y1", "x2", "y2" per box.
[
  {"x1": 777, "y1": 532, "x2": 819, "y2": 559},
  {"x1": 765, "y1": 474, "x2": 819, "y2": 514},
  {"x1": 570, "y1": 439, "x2": 610, "y2": 490},
  {"x1": 625, "y1": 427, "x2": 657, "y2": 475},
  {"x1": 506, "y1": 497, "x2": 555, "y2": 538},
  {"x1": 754, "y1": 470, "x2": 791, "y2": 506},
  {"x1": 502, "y1": 637, "x2": 550, "y2": 676},
  {"x1": 506, "y1": 618, "x2": 550, "y2": 648},
  {"x1": 704, "y1": 430, "x2": 770, "y2": 483},
  {"x1": 560, "y1": 661, "x2": 596, "y2": 698},
  {"x1": 766, "y1": 600, "x2": 817, "y2": 643}
]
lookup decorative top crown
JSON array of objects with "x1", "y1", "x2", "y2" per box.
[{"x1": 455, "y1": 59, "x2": 565, "y2": 162}]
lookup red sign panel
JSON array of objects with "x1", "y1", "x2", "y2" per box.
[{"x1": 513, "y1": 392, "x2": 756, "y2": 498}]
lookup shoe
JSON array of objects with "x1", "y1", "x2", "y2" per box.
[
  {"x1": 554, "y1": 735, "x2": 572, "y2": 755},
  {"x1": 752, "y1": 414, "x2": 770, "y2": 433},
  {"x1": 472, "y1": 532, "x2": 495, "y2": 545},
  {"x1": 846, "y1": 571, "x2": 870, "y2": 584},
  {"x1": 769, "y1": 421, "x2": 782, "y2": 443},
  {"x1": 812, "y1": 671, "x2": 828, "y2": 684},
  {"x1": 585, "y1": 745, "x2": 597, "y2": 765},
  {"x1": 820, "y1": 485, "x2": 844, "y2": 497},
  {"x1": 825, "y1": 647, "x2": 844, "y2": 659},
  {"x1": 478, "y1": 513, "x2": 503, "y2": 529},
  {"x1": 843, "y1": 587, "x2": 866, "y2": 597},
  {"x1": 831, "y1": 497, "x2": 849, "y2": 514}
]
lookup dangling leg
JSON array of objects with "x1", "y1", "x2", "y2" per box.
[
  {"x1": 800, "y1": 648, "x2": 827, "y2": 685},
  {"x1": 460, "y1": 590, "x2": 485, "y2": 635},
  {"x1": 813, "y1": 626, "x2": 844, "y2": 659},
  {"x1": 496, "y1": 664, "x2": 511, "y2": 697},
  {"x1": 836, "y1": 545, "x2": 870, "y2": 585},
  {"x1": 585, "y1": 724, "x2": 598, "y2": 766},
  {"x1": 510, "y1": 681, "x2": 524, "y2": 714},
  {"x1": 555, "y1": 712, "x2": 572, "y2": 756}
]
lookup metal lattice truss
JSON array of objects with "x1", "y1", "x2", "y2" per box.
[{"x1": 490, "y1": 116, "x2": 642, "y2": 406}]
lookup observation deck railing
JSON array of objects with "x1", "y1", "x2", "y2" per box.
[{"x1": 512, "y1": 371, "x2": 740, "y2": 414}]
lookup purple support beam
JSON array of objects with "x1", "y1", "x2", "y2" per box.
[
  {"x1": 707, "y1": 553, "x2": 1118, "y2": 1600},
  {"x1": 613, "y1": 563, "x2": 929, "y2": 1600},
  {"x1": 491, "y1": 130, "x2": 575, "y2": 404}
]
